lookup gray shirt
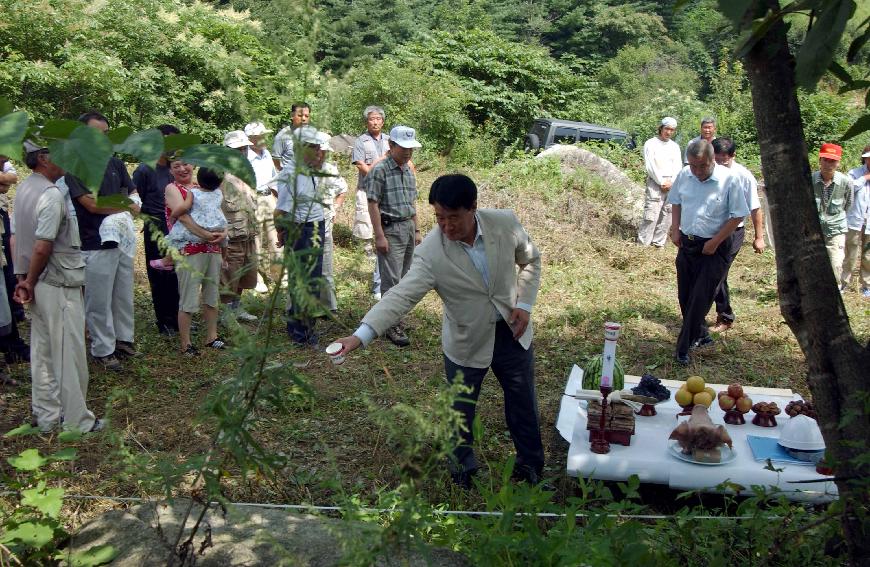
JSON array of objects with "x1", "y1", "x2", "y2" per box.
[
  {"x1": 272, "y1": 126, "x2": 296, "y2": 169},
  {"x1": 13, "y1": 173, "x2": 85, "y2": 287},
  {"x1": 351, "y1": 132, "x2": 390, "y2": 190}
]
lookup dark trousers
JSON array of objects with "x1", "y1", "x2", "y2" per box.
[
  {"x1": 286, "y1": 221, "x2": 325, "y2": 344},
  {"x1": 0, "y1": 208, "x2": 25, "y2": 353},
  {"x1": 713, "y1": 226, "x2": 745, "y2": 323},
  {"x1": 143, "y1": 216, "x2": 180, "y2": 333},
  {"x1": 444, "y1": 320, "x2": 545, "y2": 475},
  {"x1": 675, "y1": 233, "x2": 730, "y2": 356}
]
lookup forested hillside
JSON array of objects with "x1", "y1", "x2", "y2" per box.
[{"x1": 2, "y1": 0, "x2": 867, "y2": 165}]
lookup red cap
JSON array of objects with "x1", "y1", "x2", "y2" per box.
[{"x1": 819, "y1": 143, "x2": 842, "y2": 160}]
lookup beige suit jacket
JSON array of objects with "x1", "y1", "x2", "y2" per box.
[{"x1": 362, "y1": 209, "x2": 541, "y2": 368}]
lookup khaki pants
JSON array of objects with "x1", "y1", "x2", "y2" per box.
[
  {"x1": 841, "y1": 228, "x2": 870, "y2": 290},
  {"x1": 82, "y1": 248, "x2": 135, "y2": 357},
  {"x1": 824, "y1": 233, "x2": 846, "y2": 278},
  {"x1": 321, "y1": 216, "x2": 337, "y2": 310},
  {"x1": 30, "y1": 281, "x2": 95, "y2": 432},
  {"x1": 254, "y1": 193, "x2": 280, "y2": 282},
  {"x1": 637, "y1": 179, "x2": 672, "y2": 247}
]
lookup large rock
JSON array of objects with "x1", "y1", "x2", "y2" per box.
[
  {"x1": 538, "y1": 144, "x2": 645, "y2": 232},
  {"x1": 66, "y1": 500, "x2": 470, "y2": 566}
]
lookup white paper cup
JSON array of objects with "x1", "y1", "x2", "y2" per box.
[{"x1": 325, "y1": 342, "x2": 346, "y2": 366}]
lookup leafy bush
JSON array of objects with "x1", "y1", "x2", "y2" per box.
[
  {"x1": 325, "y1": 57, "x2": 473, "y2": 155},
  {"x1": 0, "y1": 0, "x2": 299, "y2": 138},
  {"x1": 597, "y1": 44, "x2": 699, "y2": 124}
]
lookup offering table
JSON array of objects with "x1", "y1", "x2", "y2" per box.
[{"x1": 556, "y1": 365, "x2": 838, "y2": 503}]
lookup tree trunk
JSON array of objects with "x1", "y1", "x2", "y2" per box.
[{"x1": 742, "y1": 3, "x2": 870, "y2": 565}]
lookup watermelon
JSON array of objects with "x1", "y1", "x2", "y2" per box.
[{"x1": 582, "y1": 354, "x2": 624, "y2": 390}]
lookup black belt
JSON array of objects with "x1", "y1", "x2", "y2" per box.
[
  {"x1": 381, "y1": 216, "x2": 411, "y2": 227},
  {"x1": 257, "y1": 190, "x2": 272, "y2": 196},
  {"x1": 682, "y1": 233, "x2": 711, "y2": 242}
]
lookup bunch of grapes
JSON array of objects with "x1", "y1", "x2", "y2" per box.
[{"x1": 632, "y1": 373, "x2": 671, "y2": 402}]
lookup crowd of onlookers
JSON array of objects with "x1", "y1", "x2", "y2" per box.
[
  {"x1": 638, "y1": 116, "x2": 870, "y2": 365},
  {"x1": 1, "y1": 103, "x2": 424, "y2": 432}
]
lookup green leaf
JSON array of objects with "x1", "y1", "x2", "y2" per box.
[
  {"x1": 0, "y1": 521, "x2": 55, "y2": 547},
  {"x1": 40, "y1": 119, "x2": 83, "y2": 140},
  {"x1": 21, "y1": 482, "x2": 65, "y2": 518},
  {"x1": 180, "y1": 144, "x2": 256, "y2": 189},
  {"x1": 828, "y1": 60, "x2": 852, "y2": 83},
  {"x1": 4, "y1": 423, "x2": 40, "y2": 437},
  {"x1": 107, "y1": 126, "x2": 134, "y2": 146},
  {"x1": 58, "y1": 430, "x2": 84, "y2": 442},
  {"x1": 163, "y1": 133, "x2": 202, "y2": 153},
  {"x1": 62, "y1": 544, "x2": 118, "y2": 567},
  {"x1": 114, "y1": 128, "x2": 164, "y2": 169},
  {"x1": 842, "y1": 114, "x2": 870, "y2": 141},
  {"x1": 96, "y1": 194, "x2": 134, "y2": 210},
  {"x1": 0, "y1": 98, "x2": 12, "y2": 116},
  {"x1": 716, "y1": 0, "x2": 754, "y2": 26},
  {"x1": 795, "y1": 0, "x2": 857, "y2": 88},
  {"x1": 49, "y1": 125, "x2": 113, "y2": 193},
  {"x1": 0, "y1": 111, "x2": 29, "y2": 161},
  {"x1": 846, "y1": 15, "x2": 870, "y2": 62},
  {"x1": 48, "y1": 447, "x2": 78, "y2": 461},
  {"x1": 838, "y1": 79, "x2": 870, "y2": 94},
  {"x1": 8, "y1": 448, "x2": 48, "y2": 471}
]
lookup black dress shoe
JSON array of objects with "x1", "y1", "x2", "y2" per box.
[
  {"x1": 690, "y1": 335, "x2": 714, "y2": 350},
  {"x1": 511, "y1": 464, "x2": 542, "y2": 485},
  {"x1": 451, "y1": 468, "x2": 478, "y2": 490},
  {"x1": 675, "y1": 353, "x2": 690, "y2": 366}
]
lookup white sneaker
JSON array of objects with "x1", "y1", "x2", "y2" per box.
[
  {"x1": 373, "y1": 292, "x2": 382, "y2": 300},
  {"x1": 255, "y1": 281, "x2": 269, "y2": 293},
  {"x1": 236, "y1": 307, "x2": 258, "y2": 322}
]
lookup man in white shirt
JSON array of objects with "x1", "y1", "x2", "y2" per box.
[
  {"x1": 274, "y1": 126, "x2": 326, "y2": 345},
  {"x1": 244, "y1": 121, "x2": 280, "y2": 290},
  {"x1": 638, "y1": 117, "x2": 683, "y2": 247},
  {"x1": 842, "y1": 145, "x2": 870, "y2": 297},
  {"x1": 709, "y1": 137, "x2": 765, "y2": 332},
  {"x1": 667, "y1": 139, "x2": 749, "y2": 365}
]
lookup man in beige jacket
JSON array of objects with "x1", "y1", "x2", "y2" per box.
[{"x1": 331, "y1": 174, "x2": 544, "y2": 488}]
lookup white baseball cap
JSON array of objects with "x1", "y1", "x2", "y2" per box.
[
  {"x1": 660, "y1": 117, "x2": 678, "y2": 128},
  {"x1": 244, "y1": 121, "x2": 272, "y2": 136},
  {"x1": 389, "y1": 125, "x2": 422, "y2": 149},
  {"x1": 315, "y1": 131, "x2": 333, "y2": 152},
  {"x1": 223, "y1": 130, "x2": 252, "y2": 148},
  {"x1": 296, "y1": 125, "x2": 320, "y2": 145}
]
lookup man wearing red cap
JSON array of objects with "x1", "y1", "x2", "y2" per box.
[{"x1": 813, "y1": 143, "x2": 852, "y2": 277}]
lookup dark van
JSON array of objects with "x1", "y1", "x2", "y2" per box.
[{"x1": 524, "y1": 119, "x2": 635, "y2": 152}]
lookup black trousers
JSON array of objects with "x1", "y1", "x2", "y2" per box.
[
  {"x1": 0, "y1": 208, "x2": 25, "y2": 351},
  {"x1": 143, "y1": 216, "x2": 180, "y2": 333},
  {"x1": 286, "y1": 221, "x2": 325, "y2": 344},
  {"x1": 675, "y1": 233, "x2": 730, "y2": 356},
  {"x1": 713, "y1": 226, "x2": 745, "y2": 322},
  {"x1": 444, "y1": 319, "x2": 544, "y2": 475}
]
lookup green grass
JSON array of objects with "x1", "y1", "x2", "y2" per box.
[{"x1": 1, "y1": 154, "x2": 867, "y2": 530}]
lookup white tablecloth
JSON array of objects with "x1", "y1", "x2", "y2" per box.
[{"x1": 557, "y1": 365, "x2": 838, "y2": 502}]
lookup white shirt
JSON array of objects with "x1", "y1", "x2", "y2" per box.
[
  {"x1": 728, "y1": 161, "x2": 761, "y2": 228},
  {"x1": 667, "y1": 164, "x2": 750, "y2": 238},
  {"x1": 847, "y1": 165, "x2": 870, "y2": 234},
  {"x1": 643, "y1": 136, "x2": 683, "y2": 187},
  {"x1": 247, "y1": 148, "x2": 278, "y2": 194},
  {"x1": 275, "y1": 165, "x2": 325, "y2": 223}
]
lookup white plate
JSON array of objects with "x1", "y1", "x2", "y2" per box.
[{"x1": 668, "y1": 441, "x2": 736, "y2": 466}]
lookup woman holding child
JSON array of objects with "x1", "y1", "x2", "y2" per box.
[{"x1": 159, "y1": 160, "x2": 228, "y2": 356}]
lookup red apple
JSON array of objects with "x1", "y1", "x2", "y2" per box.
[
  {"x1": 718, "y1": 394, "x2": 736, "y2": 411},
  {"x1": 728, "y1": 384, "x2": 744, "y2": 399}
]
